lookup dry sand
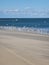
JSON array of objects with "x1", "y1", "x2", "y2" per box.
[{"x1": 0, "y1": 30, "x2": 49, "y2": 65}]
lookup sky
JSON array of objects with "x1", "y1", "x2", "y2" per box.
[{"x1": 0, "y1": 0, "x2": 49, "y2": 18}]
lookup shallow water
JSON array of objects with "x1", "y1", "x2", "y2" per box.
[{"x1": 0, "y1": 18, "x2": 49, "y2": 34}]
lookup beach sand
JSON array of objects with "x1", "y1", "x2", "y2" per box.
[{"x1": 0, "y1": 30, "x2": 49, "y2": 65}]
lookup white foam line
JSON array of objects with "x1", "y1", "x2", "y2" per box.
[
  {"x1": 0, "y1": 26, "x2": 49, "y2": 35},
  {"x1": 2, "y1": 46, "x2": 35, "y2": 65}
]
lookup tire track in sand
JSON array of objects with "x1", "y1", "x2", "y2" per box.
[{"x1": 1, "y1": 46, "x2": 35, "y2": 65}]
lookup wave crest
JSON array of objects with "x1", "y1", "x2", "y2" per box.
[{"x1": 0, "y1": 26, "x2": 49, "y2": 35}]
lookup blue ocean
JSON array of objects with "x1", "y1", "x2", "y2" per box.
[{"x1": 0, "y1": 18, "x2": 49, "y2": 34}]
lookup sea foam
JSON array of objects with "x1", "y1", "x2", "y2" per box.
[{"x1": 0, "y1": 26, "x2": 49, "y2": 35}]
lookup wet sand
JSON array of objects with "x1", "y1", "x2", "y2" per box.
[{"x1": 0, "y1": 30, "x2": 49, "y2": 65}]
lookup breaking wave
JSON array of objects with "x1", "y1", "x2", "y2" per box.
[{"x1": 0, "y1": 26, "x2": 49, "y2": 35}]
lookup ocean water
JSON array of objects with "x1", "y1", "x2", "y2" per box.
[{"x1": 0, "y1": 18, "x2": 49, "y2": 34}]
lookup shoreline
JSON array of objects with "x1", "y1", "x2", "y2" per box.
[
  {"x1": 0, "y1": 29, "x2": 49, "y2": 41},
  {"x1": 0, "y1": 26, "x2": 49, "y2": 35}
]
